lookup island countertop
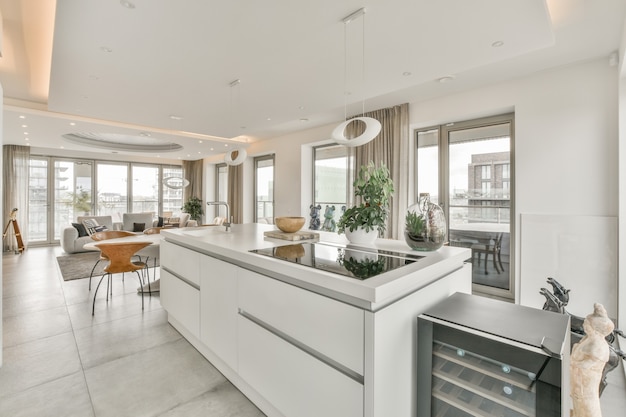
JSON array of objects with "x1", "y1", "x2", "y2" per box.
[{"x1": 160, "y1": 223, "x2": 470, "y2": 310}]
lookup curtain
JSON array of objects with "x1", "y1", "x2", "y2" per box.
[
  {"x1": 227, "y1": 164, "x2": 243, "y2": 224},
  {"x1": 3, "y1": 145, "x2": 30, "y2": 252},
  {"x1": 349, "y1": 103, "x2": 410, "y2": 239},
  {"x1": 182, "y1": 159, "x2": 203, "y2": 202}
]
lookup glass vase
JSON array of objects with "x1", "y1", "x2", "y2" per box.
[{"x1": 404, "y1": 193, "x2": 447, "y2": 251}]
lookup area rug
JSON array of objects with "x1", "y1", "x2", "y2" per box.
[{"x1": 56, "y1": 252, "x2": 159, "y2": 281}]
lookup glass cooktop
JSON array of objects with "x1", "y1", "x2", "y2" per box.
[{"x1": 250, "y1": 242, "x2": 423, "y2": 280}]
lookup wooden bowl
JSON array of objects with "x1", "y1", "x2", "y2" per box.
[{"x1": 275, "y1": 217, "x2": 305, "y2": 233}]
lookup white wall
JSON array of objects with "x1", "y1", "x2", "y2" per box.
[{"x1": 205, "y1": 58, "x2": 620, "y2": 312}]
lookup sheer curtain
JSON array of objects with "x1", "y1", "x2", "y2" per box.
[
  {"x1": 227, "y1": 164, "x2": 243, "y2": 224},
  {"x1": 3, "y1": 145, "x2": 30, "y2": 252},
  {"x1": 349, "y1": 103, "x2": 409, "y2": 239},
  {"x1": 182, "y1": 160, "x2": 203, "y2": 201}
]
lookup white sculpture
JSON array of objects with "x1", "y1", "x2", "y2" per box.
[{"x1": 570, "y1": 303, "x2": 614, "y2": 417}]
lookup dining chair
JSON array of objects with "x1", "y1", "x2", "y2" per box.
[
  {"x1": 92, "y1": 241, "x2": 151, "y2": 315},
  {"x1": 88, "y1": 230, "x2": 136, "y2": 290},
  {"x1": 471, "y1": 232, "x2": 504, "y2": 274}
]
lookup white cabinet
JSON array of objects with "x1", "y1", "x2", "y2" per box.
[
  {"x1": 160, "y1": 269, "x2": 200, "y2": 338},
  {"x1": 160, "y1": 240, "x2": 201, "y2": 286},
  {"x1": 238, "y1": 315, "x2": 364, "y2": 417},
  {"x1": 238, "y1": 268, "x2": 364, "y2": 375},
  {"x1": 200, "y1": 256, "x2": 238, "y2": 370}
]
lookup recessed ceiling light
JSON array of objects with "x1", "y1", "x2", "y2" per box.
[
  {"x1": 69, "y1": 122, "x2": 76, "y2": 126},
  {"x1": 19, "y1": 115, "x2": 25, "y2": 119},
  {"x1": 300, "y1": 118, "x2": 309, "y2": 122},
  {"x1": 266, "y1": 117, "x2": 272, "y2": 121},
  {"x1": 120, "y1": 0, "x2": 135, "y2": 9},
  {"x1": 88, "y1": 75, "x2": 100, "y2": 80},
  {"x1": 21, "y1": 124, "x2": 27, "y2": 128},
  {"x1": 437, "y1": 75, "x2": 455, "y2": 83},
  {"x1": 187, "y1": 154, "x2": 191, "y2": 157},
  {"x1": 170, "y1": 115, "x2": 183, "y2": 120},
  {"x1": 298, "y1": 106, "x2": 305, "y2": 110},
  {"x1": 198, "y1": 151, "x2": 201, "y2": 154},
  {"x1": 100, "y1": 46, "x2": 113, "y2": 53},
  {"x1": 139, "y1": 132, "x2": 151, "y2": 137},
  {"x1": 491, "y1": 41, "x2": 504, "y2": 48},
  {"x1": 60, "y1": 146, "x2": 65, "y2": 149},
  {"x1": 25, "y1": 143, "x2": 30, "y2": 146},
  {"x1": 198, "y1": 140, "x2": 203, "y2": 144},
  {"x1": 210, "y1": 148, "x2": 214, "y2": 151},
  {"x1": 23, "y1": 132, "x2": 28, "y2": 135},
  {"x1": 403, "y1": 72, "x2": 412, "y2": 76},
  {"x1": 240, "y1": 126, "x2": 246, "y2": 129},
  {"x1": 24, "y1": 138, "x2": 29, "y2": 141},
  {"x1": 225, "y1": 144, "x2": 229, "y2": 147}
]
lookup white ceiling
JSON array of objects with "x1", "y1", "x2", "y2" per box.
[{"x1": 1, "y1": 0, "x2": 625, "y2": 161}]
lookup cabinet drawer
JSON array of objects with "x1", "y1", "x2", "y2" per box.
[
  {"x1": 238, "y1": 316, "x2": 363, "y2": 417},
  {"x1": 160, "y1": 241, "x2": 201, "y2": 286},
  {"x1": 238, "y1": 268, "x2": 364, "y2": 375},
  {"x1": 161, "y1": 269, "x2": 200, "y2": 338}
]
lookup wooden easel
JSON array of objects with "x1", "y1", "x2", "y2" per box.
[{"x1": 3, "y1": 208, "x2": 25, "y2": 254}]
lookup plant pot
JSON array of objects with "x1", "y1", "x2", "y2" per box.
[{"x1": 345, "y1": 227, "x2": 378, "y2": 246}]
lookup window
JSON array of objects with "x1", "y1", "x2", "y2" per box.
[
  {"x1": 96, "y1": 163, "x2": 128, "y2": 221},
  {"x1": 312, "y1": 144, "x2": 349, "y2": 229},
  {"x1": 28, "y1": 158, "x2": 48, "y2": 243},
  {"x1": 254, "y1": 155, "x2": 275, "y2": 223},
  {"x1": 131, "y1": 165, "x2": 159, "y2": 214},
  {"x1": 415, "y1": 114, "x2": 514, "y2": 300},
  {"x1": 162, "y1": 165, "x2": 184, "y2": 214}
]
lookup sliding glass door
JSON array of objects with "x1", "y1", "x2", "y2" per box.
[
  {"x1": 416, "y1": 114, "x2": 514, "y2": 300},
  {"x1": 28, "y1": 158, "x2": 49, "y2": 243}
]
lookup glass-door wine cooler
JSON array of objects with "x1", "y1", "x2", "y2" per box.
[{"x1": 417, "y1": 293, "x2": 570, "y2": 417}]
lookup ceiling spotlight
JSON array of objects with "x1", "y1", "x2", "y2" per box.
[
  {"x1": 23, "y1": 132, "x2": 28, "y2": 135},
  {"x1": 100, "y1": 46, "x2": 113, "y2": 53},
  {"x1": 491, "y1": 41, "x2": 504, "y2": 48},
  {"x1": 198, "y1": 140, "x2": 203, "y2": 144},
  {"x1": 403, "y1": 72, "x2": 412, "y2": 76},
  {"x1": 300, "y1": 118, "x2": 309, "y2": 122},
  {"x1": 21, "y1": 124, "x2": 27, "y2": 128},
  {"x1": 24, "y1": 138, "x2": 29, "y2": 141},
  {"x1": 437, "y1": 75, "x2": 455, "y2": 83},
  {"x1": 120, "y1": 0, "x2": 135, "y2": 9},
  {"x1": 169, "y1": 115, "x2": 183, "y2": 121},
  {"x1": 210, "y1": 148, "x2": 214, "y2": 151},
  {"x1": 225, "y1": 144, "x2": 229, "y2": 147},
  {"x1": 19, "y1": 115, "x2": 25, "y2": 119},
  {"x1": 139, "y1": 132, "x2": 151, "y2": 137},
  {"x1": 69, "y1": 122, "x2": 76, "y2": 126}
]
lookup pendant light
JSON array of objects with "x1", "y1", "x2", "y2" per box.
[
  {"x1": 224, "y1": 79, "x2": 247, "y2": 166},
  {"x1": 332, "y1": 7, "x2": 381, "y2": 147}
]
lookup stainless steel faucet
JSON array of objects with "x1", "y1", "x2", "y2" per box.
[{"x1": 206, "y1": 201, "x2": 231, "y2": 231}]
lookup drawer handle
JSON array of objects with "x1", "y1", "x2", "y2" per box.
[{"x1": 238, "y1": 309, "x2": 364, "y2": 385}]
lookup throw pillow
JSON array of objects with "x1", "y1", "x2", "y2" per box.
[
  {"x1": 82, "y1": 218, "x2": 100, "y2": 236},
  {"x1": 94, "y1": 225, "x2": 108, "y2": 233},
  {"x1": 72, "y1": 222, "x2": 88, "y2": 237},
  {"x1": 133, "y1": 222, "x2": 145, "y2": 232},
  {"x1": 157, "y1": 216, "x2": 164, "y2": 227}
]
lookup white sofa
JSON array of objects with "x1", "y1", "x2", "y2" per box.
[{"x1": 61, "y1": 212, "x2": 198, "y2": 254}]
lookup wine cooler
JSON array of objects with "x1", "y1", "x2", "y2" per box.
[{"x1": 417, "y1": 293, "x2": 570, "y2": 417}]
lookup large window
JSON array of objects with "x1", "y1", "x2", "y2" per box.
[
  {"x1": 27, "y1": 155, "x2": 183, "y2": 244},
  {"x1": 312, "y1": 144, "x2": 349, "y2": 231},
  {"x1": 415, "y1": 114, "x2": 514, "y2": 300},
  {"x1": 254, "y1": 155, "x2": 275, "y2": 223}
]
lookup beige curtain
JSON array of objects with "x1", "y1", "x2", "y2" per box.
[
  {"x1": 349, "y1": 103, "x2": 410, "y2": 239},
  {"x1": 3, "y1": 145, "x2": 30, "y2": 252},
  {"x1": 182, "y1": 160, "x2": 203, "y2": 202},
  {"x1": 227, "y1": 164, "x2": 243, "y2": 224}
]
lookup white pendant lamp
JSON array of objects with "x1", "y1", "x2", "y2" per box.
[
  {"x1": 332, "y1": 7, "x2": 381, "y2": 147},
  {"x1": 224, "y1": 148, "x2": 247, "y2": 166}
]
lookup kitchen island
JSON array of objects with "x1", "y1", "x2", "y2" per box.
[{"x1": 160, "y1": 223, "x2": 471, "y2": 417}]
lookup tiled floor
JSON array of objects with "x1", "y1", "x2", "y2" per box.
[
  {"x1": 1, "y1": 246, "x2": 265, "y2": 417},
  {"x1": 2, "y1": 246, "x2": 626, "y2": 416}
]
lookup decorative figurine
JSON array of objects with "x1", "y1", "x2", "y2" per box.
[
  {"x1": 570, "y1": 304, "x2": 614, "y2": 417},
  {"x1": 308, "y1": 204, "x2": 321, "y2": 230},
  {"x1": 321, "y1": 205, "x2": 336, "y2": 232}
]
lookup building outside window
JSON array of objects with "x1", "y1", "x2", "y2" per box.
[
  {"x1": 312, "y1": 144, "x2": 349, "y2": 231},
  {"x1": 254, "y1": 155, "x2": 275, "y2": 223}
]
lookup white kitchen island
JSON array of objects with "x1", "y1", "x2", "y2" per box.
[{"x1": 159, "y1": 223, "x2": 471, "y2": 417}]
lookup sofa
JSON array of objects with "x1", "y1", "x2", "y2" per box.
[{"x1": 61, "y1": 213, "x2": 198, "y2": 254}]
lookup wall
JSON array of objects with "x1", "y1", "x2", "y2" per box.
[
  {"x1": 1, "y1": 83, "x2": 3, "y2": 367},
  {"x1": 205, "y1": 58, "x2": 619, "y2": 310}
]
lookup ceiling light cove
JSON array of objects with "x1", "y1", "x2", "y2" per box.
[{"x1": 62, "y1": 132, "x2": 183, "y2": 153}]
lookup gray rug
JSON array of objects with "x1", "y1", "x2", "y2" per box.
[{"x1": 56, "y1": 251, "x2": 159, "y2": 281}]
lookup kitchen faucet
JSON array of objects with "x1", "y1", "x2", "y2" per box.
[{"x1": 206, "y1": 201, "x2": 231, "y2": 231}]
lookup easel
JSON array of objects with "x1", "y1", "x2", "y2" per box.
[{"x1": 3, "y1": 208, "x2": 25, "y2": 254}]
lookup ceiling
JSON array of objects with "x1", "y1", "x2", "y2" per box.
[{"x1": 1, "y1": 0, "x2": 625, "y2": 161}]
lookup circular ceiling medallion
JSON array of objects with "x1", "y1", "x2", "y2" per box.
[
  {"x1": 62, "y1": 132, "x2": 183, "y2": 152},
  {"x1": 332, "y1": 117, "x2": 381, "y2": 147},
  {"x1": 224, "y1": 148, "x2": 247, "y2": 165}
]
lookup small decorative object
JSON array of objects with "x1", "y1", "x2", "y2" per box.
[
  {"x1": 224, "y1": 148, "x2": 247, "y2": 166},
  {"x1": 404, "y1": 193, "x2": 446, "y2": 251},
  {"x1": 181, "y1": 196, "x2": 204, "y2": 221},
  {"x1": 309, "y1": 204, "x2": 321, "y2": 230},
  {"x1": 321, "y1": 205, "x2": 337, "y2": 232},
  {"x1": 571, "y1": 303, "x2": 614, "y2": 417},
  {"x1": 337, "y1": 162, "x2": 394, "y2": 245},
  {"x1": 275, "y1": 216, "x2": 305, "y2": 233}
]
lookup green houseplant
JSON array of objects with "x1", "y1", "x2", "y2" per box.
[
  {"x1": 337, "y1": 162, "x2": 394, "y2": 242},
  {"x1": 181, "y1": 196, "x2": 204, "y2": 221}
]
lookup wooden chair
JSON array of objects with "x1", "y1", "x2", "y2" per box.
[
  {"x1": 88, "y1": 230, "x2": 136, "y2": 290},
  {"x1": 92, "y1": 241, "x2": 151, "y2": 315},
  {"x1": 471, "y1": 233, "x2": 504, "y2": 274}
]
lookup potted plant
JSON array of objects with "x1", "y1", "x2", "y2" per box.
[
  {"x1": 181, "y1": 196, "x2": 204, "y2": 221},
  {"x1": 337, "y1": 162, "x2": 394, "y2": 245}
]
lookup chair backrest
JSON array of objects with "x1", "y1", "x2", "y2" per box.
[
  {"x1": 95, "y1": 241, "x2": 151, "y2": 274},
  {"x1": 91, "y1": 230, "x2": 136, "y2": 241}
]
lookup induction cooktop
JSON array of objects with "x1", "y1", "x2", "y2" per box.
[{"x1": 250, "y1": 242, "x2": 423, "y2": 280}]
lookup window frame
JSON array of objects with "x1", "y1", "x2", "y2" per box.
[{"x1": 253, "y1": 154, "x2": 275, "y2": 223}]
